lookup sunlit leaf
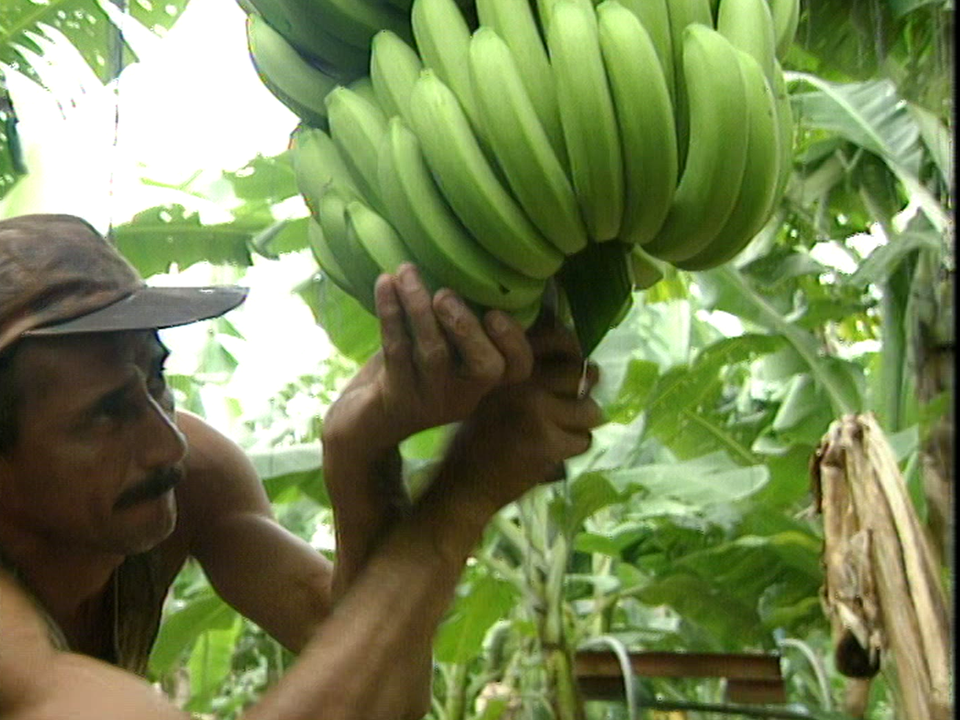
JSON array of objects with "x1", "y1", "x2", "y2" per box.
[
  {"x1": 435, "y1": 574, "x2": 519, "y2": 664},
  {"x1": 149, "y1": 592, "x2": 238, "y2": 677},
  {"x1": 113, "y1": 205, "x2": 255, "y2": 277},
  {"x1": 295, "y1": 273, "x2": 379, "y2": 365}
]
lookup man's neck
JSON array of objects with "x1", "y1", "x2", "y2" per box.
[{"x1": 0, "y1": 523, "x2": 123, "y2": 619}]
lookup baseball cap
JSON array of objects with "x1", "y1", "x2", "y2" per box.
[{"x1": 0, "y1": 213, "x2": 248, "y2": 354}]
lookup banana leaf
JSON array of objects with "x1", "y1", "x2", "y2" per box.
[{"x1": 0, "y1": 0, "x2": 191, "y2": 201}]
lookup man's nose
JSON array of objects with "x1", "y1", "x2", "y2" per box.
[{"x1": 136, "y1": 393, "x2": 188, "y2": 469}]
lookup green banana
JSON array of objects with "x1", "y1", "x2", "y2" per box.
[
  {"x1": 665, "y1": 0, "x2": 715, "y2": 172},
  {"x1": 347, "y1": 76, "x2": 380, "y2": 108},
  {"x1": 280, "y1": 0, "x2": 412, "y2": 51},
  {"x1": 370, "y1": 30, "x2": 423, "y2": 125},
  {"x1": 596, "y1": 0, "x2": 677, "y2": 247},
  {"x1": 768, "y1": 0, "x2": 800, "y2": 60},
  {"x1": 468, "y1": 27, "x2": 588, "y2": 255},
  {"x1": 325, "y1": 86, "x2": 389, "y2": 212},
  {"x1": 476, "y1": 0, "x2": 566, "y2": 166},
  {"x1": 677, "y1": 48, "x2": 781, "y2": 271},
  {"x1": 377, "y1": 117, "x2": 547, "y2": 311},
  {"x1": 509, "y1": 296, "x2": 545, "y2": 329},
  {"x1": 306, "y1": 215, "x2": 358, "y2": 295},
  {"x1": 289, "y1": 123, "x2": 361, "y2": 216},
  {"x1": 642, "y1": 24, "x2": 749, "y2": 263},
  {"x1": 535, "y1": 0, "x2": 595, "y2": 39},
  {"x1": 716, "y1": 0, "x2": 777, "y2": 86},
  {"x1": 411, "y1": 0, "x2": 483, "y2": 134},
  {"x1": 613, "y1": 0, "x2": 674, "y2": 106},
  {"x1": 406, "y1": 70, "x2": 564, "y2": 280},
  {"x1": 546, "y1": 0, "x2": 624, "y2": 242},
  {"x1": 344, "y1": 199, "x2": 419, "y2": 276},
  {"x1": 316, "y1": 185, "x2": 379, "y2": 312},
  {"x1": 246, "y1": 0, "x2": 371, "y2": 79},
  {"x1": 245, "y1": 14, "x2": 338, "y2": 129},
  {"x1": 771, "y1": 58, "x2": 795, "y2": 199}
]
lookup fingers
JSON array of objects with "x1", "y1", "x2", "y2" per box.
[
  {"x1": 375, "y1": 273, "x2": 416, "y2": 385},
  {"x1": 533, "y1": 360, "x2": 600, "y2": 398},
  {"x1": 394, "y1": 264, "x2": 452, "y2": 376},
  {"x1": 483, "y1": 310, "x2": 534, "y2": 384},
  {"x1": 527, "y1": 319, "x2": 583, "y2": 363},
  {"x1": 433, "y1": 289, "x2": 506, "y2": 384}
]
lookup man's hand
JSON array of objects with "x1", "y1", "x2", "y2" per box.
[
  {"x1": 323, "y1": 264, "x2": 534, "y2": 455},
  {"x1": 431, "y1": 314, "x2": 604, "y2": 519}
]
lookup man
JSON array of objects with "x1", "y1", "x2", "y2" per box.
[{"x1": 0, "y1": 213, "x2": 602, "y2": 719}]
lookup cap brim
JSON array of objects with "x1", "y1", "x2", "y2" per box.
[{"x1": 25, "y1": 285, "x2": 248, "y2": 337}]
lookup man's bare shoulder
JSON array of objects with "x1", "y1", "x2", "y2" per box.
[
  {"x1": 175, "y1": 410, "x2": 249, "y2": 477},
  {"x1": 172, "y1": 410, "x2": 274, "y2": 546},
  {"x1": 0, "y1": 573, "x2": 187, "y2": 720}
]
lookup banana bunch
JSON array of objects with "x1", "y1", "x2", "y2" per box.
[
  {"x1": 240, "y1": 0, "x2": 474, "y2": 129},
  {"x1": 261, "y1": 0, "x2": 799, "y2": 346}
]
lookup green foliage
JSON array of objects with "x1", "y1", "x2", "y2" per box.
[
  {"x1": 0, "y1": 0, "x2": 191, "y2": 199},
  {"x1": 2, "y1": 1, "x2": 951, "y2": 717}
]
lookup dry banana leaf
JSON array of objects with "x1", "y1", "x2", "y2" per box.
[{"x1": 811, "y1": 413, "x2": 951, "y2": 720}]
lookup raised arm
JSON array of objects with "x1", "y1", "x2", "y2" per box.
[
  {"x1": 321, "y1": 264, "x2": 534, "y2": 596},
  {"x1": 0, "y1": 265, "x2": 602, "y2": 720}
]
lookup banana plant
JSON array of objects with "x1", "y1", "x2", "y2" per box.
[{"x1": 0, "y1": 0, "x2": 192, "y2": 200}]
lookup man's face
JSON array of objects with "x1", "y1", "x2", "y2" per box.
[{"x1": 0, "y1": 330, "x2": 187, "y2": 556}]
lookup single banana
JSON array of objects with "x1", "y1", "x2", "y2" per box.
[
  {"x1": 596, "y1": 1, "x2": 677, "y2": 246},
  {"x1": 508, "y1": 295, "x2": 544, "y2": 329},
  {"x1": 768, "y1": 0, "x2": 800, "y2": 60},
  {"x1": 476, "y1": 0, "x2": 566, "y2": 165},
  {"x1": 377, "y1": 116, "x2": 547, "y2": 310},
  {"x1": 282, "y1": 0, "x2": 413, "y2": 50},
  {"x1": 411, "y1": 0, "x2": 483, "y2": 134},
  {"x1": 665, "y1": 0, "x2": 715, "y2": 172},
  {"x1": 289, "y1": 123, "x2": 361, "y2": 215},
  {"x1": 469, "y1": 27, "x2": 588, "y2": 255},
  {"x1": 546, "y1": 0, "x2": 624, "y2": 242},
  {"x1": 535, "y1": 0, "x2": 595, "y2": 39},
  {"x1": 307, "y1": 215, "x2": 358, "y2": 295},
  {"x1": 347, "y1": 76, "x2": 380, "y2": 108},
  {"x1": 613, "y1": 0, "x2": 674, "y2": 107},
  {"x1": 771, "y1": 58, "x2": 795, "y2": 199},
  {"x1": 316, "y1": 185, "x2": 379, "y2": 312},
  {"x1": 247, "y1": 0, "x2": 371, "y2": 79},
  {"x1": 344, "y1": 199, "x2": 418, "y2": 275},
  {"x1": 325, "y1": 86, "x2": 389, "y2": 211},
  {"x1": 246, "y1": 14, "x2": 338, "y2": 129},
  {"x1": 370, "y1": 30, "x2": 423, "y2": 125},
  {"x1": 406, "y1": 70, "x2": 564, "y2": 279},
  {"x1": 676, "y1": 49, "x2": 781, "y2": 271},
  {"x1": 642, "y1": 24, "x2": 749, "y2": 263},
  {"x1": 716, "y1": 0, "x2": 777, "y2": 86}
]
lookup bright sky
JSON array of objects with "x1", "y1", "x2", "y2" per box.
[{"x1": 1, "y1": 0, "x2": 335, "y2": 437}]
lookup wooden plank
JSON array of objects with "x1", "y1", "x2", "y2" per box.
[{"x1": 574, "y1": 650, "x2": 783, "y2": 681}]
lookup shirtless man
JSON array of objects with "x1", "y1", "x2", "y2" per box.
[{"x1": 0, "y1": 213, "x2": 602, "y2": 720}]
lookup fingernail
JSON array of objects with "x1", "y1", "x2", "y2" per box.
[
  {"x1": 440, "y1": 293, "x2": 467, "y2": 317},
  {"x1": 487, "y1": 310, "x2": 510, "y2": 335},
  {"x1": 400, "y1": 265, "x2": 419, "y2": 290}
]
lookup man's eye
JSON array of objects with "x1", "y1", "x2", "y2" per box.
[{"x1": 95, "y1": 395, "x2": 136, "y2": 422}]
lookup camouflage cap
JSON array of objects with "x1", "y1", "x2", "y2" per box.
[{"x1": 0, "y1": 213, "x2": 247, "y2": 354}]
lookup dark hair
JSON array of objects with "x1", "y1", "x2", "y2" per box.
[{"x1": 0, "y1": 346, "x2": 20, "y2": 453}]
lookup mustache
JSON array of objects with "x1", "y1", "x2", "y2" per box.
[{"x1": 114, "y1": 466, "x2": 184, "y2": 509}]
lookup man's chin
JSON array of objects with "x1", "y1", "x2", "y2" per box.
[{"x1": 116, "y1": 489, "x2": 178, "y2": 553}]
